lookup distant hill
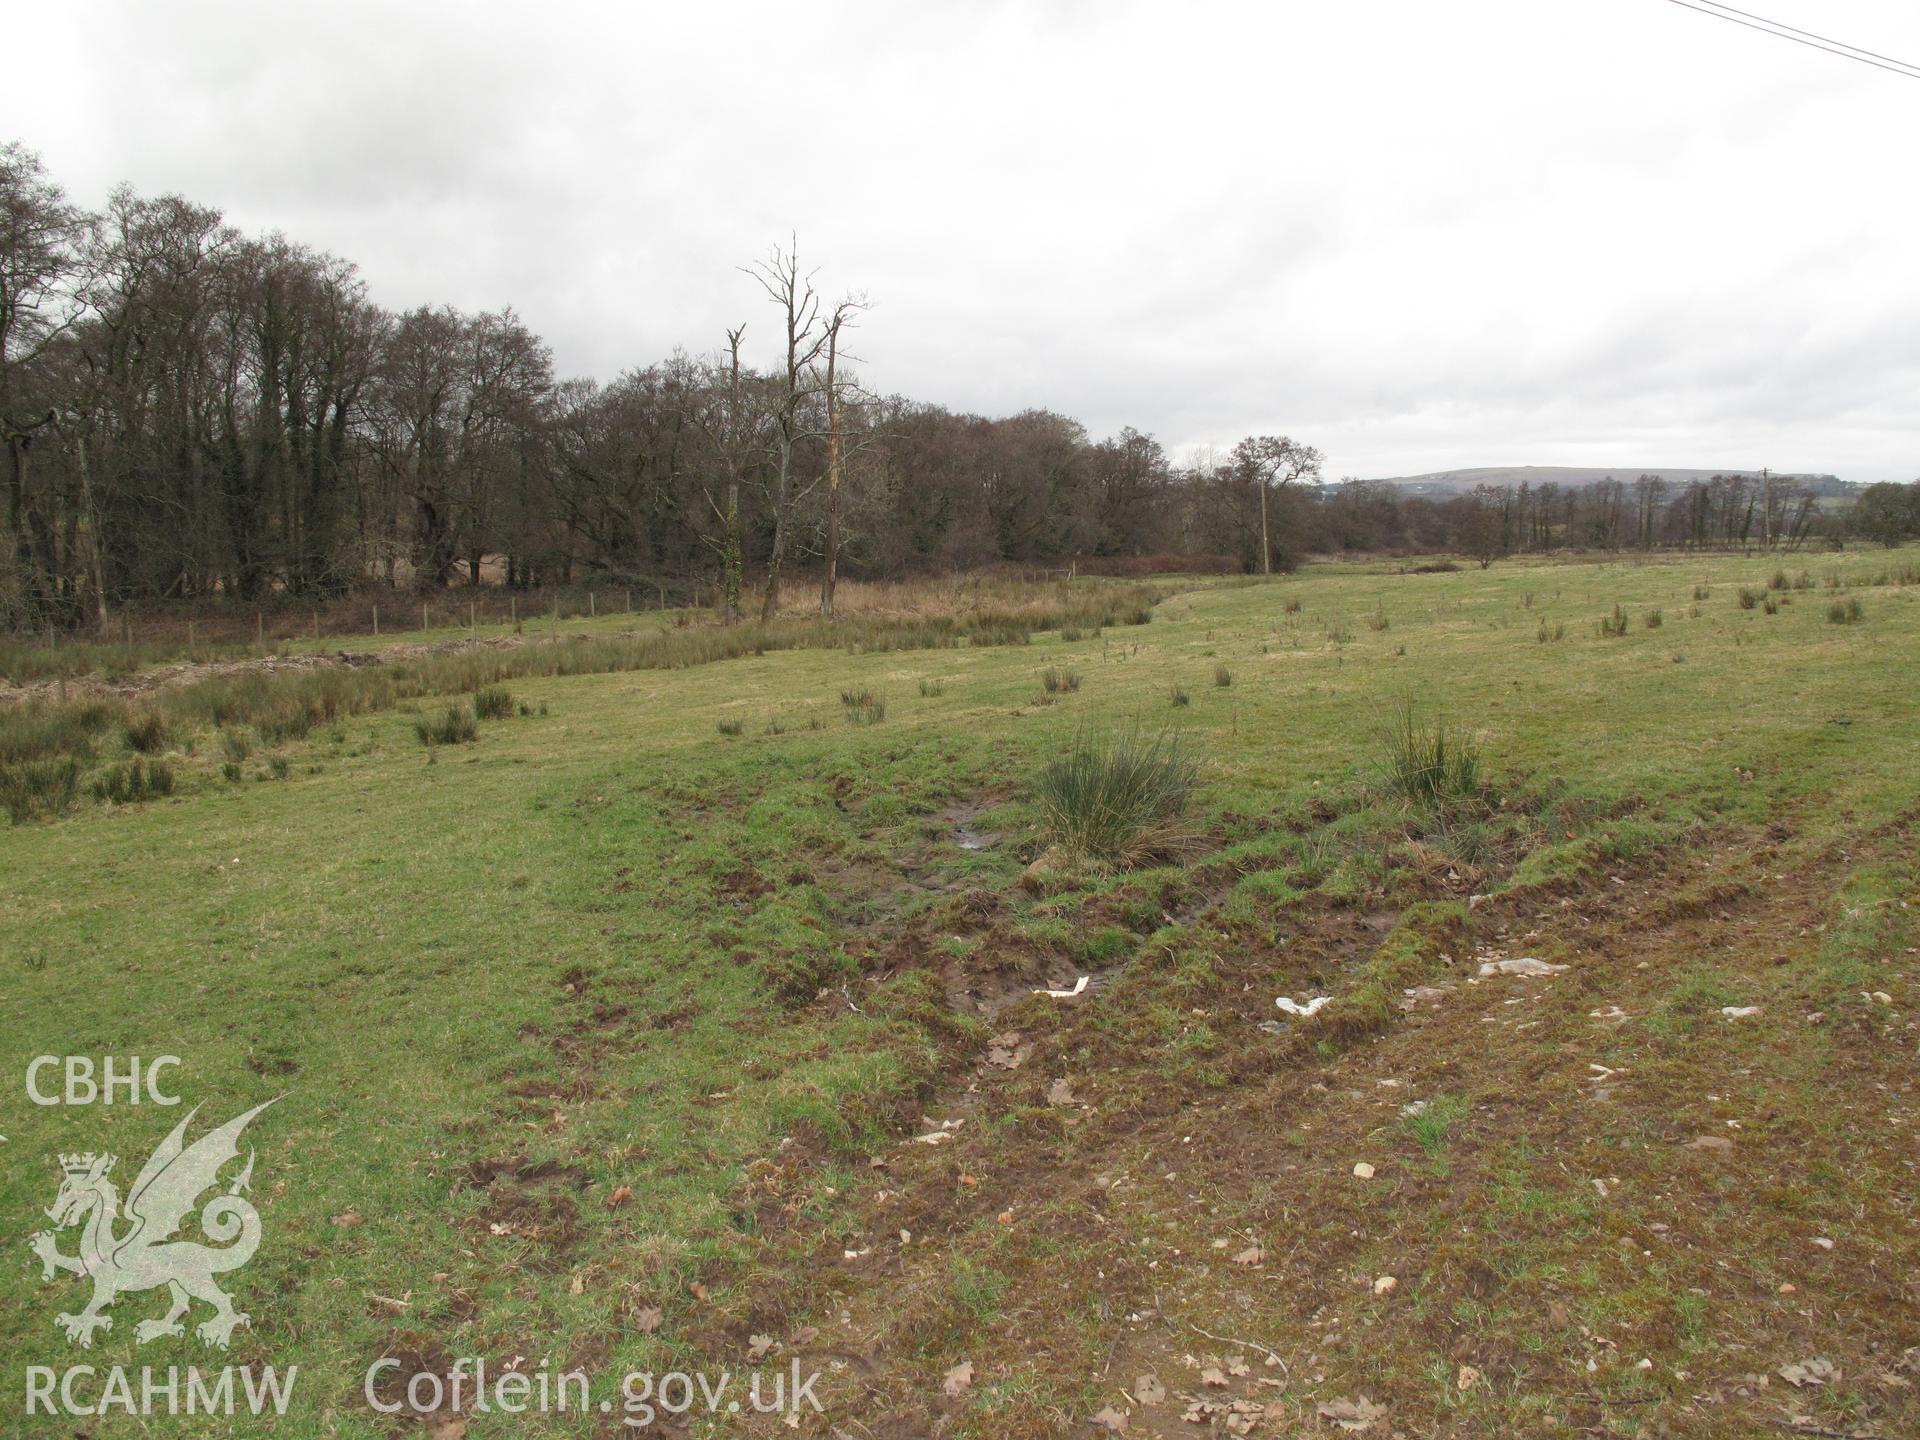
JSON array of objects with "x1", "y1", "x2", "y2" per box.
[{"x1": 1365, "y1": 465, "x2": 1852, "y2": 498}]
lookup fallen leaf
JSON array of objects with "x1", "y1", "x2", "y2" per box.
[
  {"x1": 1317, "y1": 1395, "x2": 1386, "y2": 1432},
  {"x1": 942, "y1": 1360, "x2": 973, "y2": 1398},
  {"x1": 688, "y1": 1281, "x2": 710, "y2": 1301},
  {"x1": 1778, "y1": 1357, "x2": 1839, "y2": 1388},
  {"x1": 608, "y1": 1184, "x2": 633, "y2": 1208},
  {"x1": 790, "y1": 1325, "x2": 819, "y2": 1347},
  {"x1": 428, "y1": 1419, "x2": 468, "y2": 1440},
  {"x1": 1457, "y1": 1365, "x2": 1482, "y2": 1392},
  {"x1": 1133, "y1": 1374, "x2": 1166, "y2": 1405},
  {"x1": 1233, "y1": 1245, "x2": 1265, "y2": 1266},
  {"x1": 634, "y1": 1306, "x2": 662, "y2": 1333},
  {"x1": 331, "y1": 1210, "x2": 364, "y2": 1228},
  {"x1": 1200, "y1": 1365, "x2": 1230, "y2": 1387},
  {"x1": 1090, "y1": 1403, "x2": 1130, "y2": 1433},
  {"x1": 1045, "y1": 1078, "x2": 1076, "y2": 1106},
  {"x1": 748, "y1": 1333, "x2": 775, "y2": 1360},
  {"x1": 1686, "y1": 1135, "x2": 1735, "y2": 1152}
]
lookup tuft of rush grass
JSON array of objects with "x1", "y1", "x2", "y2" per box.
[
  {"x1": 89, "y1": 756, "x2": 175, "y2": 804},
  {"x1": 1034, "y1": 724, "x2": 1197, "y2": 867},
  {"x1": 1377, "y1": 699, "x2": 1481, "y2": 810},
  {"x1": 415, "y1": 704, "x2": 479, "y2": 746},
  {"x1": 1214, "y1": 663, "x2": 1233, "y2": 687},
  {"x1": 472, "y1": 684, "x2": 514, "y2": 719},
  {"x1": 0, "y1": 755, "x2": 80, "y2": 823},
  {"x1": 1829, "y1": 596, "x2": 1865, "y2": 624}
]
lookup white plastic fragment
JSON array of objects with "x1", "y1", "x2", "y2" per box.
[
  {"x1": 1276, "y1": 995, "x2": 1332, "y2": 1017},
  {"x1": 1034, "y1": 976, "x2": 1090, "y2": 998}
]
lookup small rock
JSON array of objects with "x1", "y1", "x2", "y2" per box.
[
  {"x1": 1353, "y1": 1162, "x2": 1376, "y2": 1180},
  {"x1": 1478, "y1": 958, "x2": 1568, "y2": 978},
  {"x1": 1686, "y1": 1135, "x2": 1734, "y2": 1152},
  {"x1": 1373, "y1": 1275, "x2": 1397, "y2": 1296},
  {"x1": 1720, "y1": 1005, "x2": 1761, "y2": 1019}
]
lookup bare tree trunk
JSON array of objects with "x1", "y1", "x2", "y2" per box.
[
  {"x1": 721, "y1": 327, "x2": 745, "y2": 623},
  {"x1": 819, "y1": 314, "x2": 845, "y2": 619},
  {"x1": 71, "y1": 432, "x2": 111, "y2": 635},
  {"x1": 1258, "y1": 480, "x2": 1271, "y2": 576}
]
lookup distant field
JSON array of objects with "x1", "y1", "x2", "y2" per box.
[{"x1": 3, "y1": 549, "x2": 1916, "y2": 1438}]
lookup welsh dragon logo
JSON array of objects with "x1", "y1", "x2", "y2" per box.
[{"x1": 28, "y1": 1099, "x2": 278, "y2": 1350}]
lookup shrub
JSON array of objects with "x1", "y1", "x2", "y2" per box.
[
  {"x1": 1, "y1": 757, "x2": 81, "y2": 823},
  {"x1": 716, "y1": 719, "x2": 744, "y2": 736},
  {"x1": 90, "y1": 757, "x2": 175, "y2": 805},
  {"x1": 473, "y1": 685, "x2": 514, "y2": 719},
  {"x1": 124, "y1": 709, "x2": 170, "y2": 754},
  {"x1": 1377, "y1": 700, "x2": 1480, "y2": 810},
  {"x1": 1169, "y1": 684, "x2": 1190, "y2": 707},
  {"x1": 1214, "y1": 664, "x2": 1233, "y2": 687},
  {"x1": 1034, "y1": 725, "x2": 1197, "y2": 867},
  {"x1": 1644, "y1": 608, "x2": 1663, "y2": 629},
  {"x1": 416, "y1": 705, "x2": 479, "y2": 745},
  {"x1": 1829, "y1": 597, "x2": 1864, "y2": 624}
]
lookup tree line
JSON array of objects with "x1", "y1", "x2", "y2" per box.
[{"x1": 3, "y1": 143, "x2": 1911, "y2": 633}]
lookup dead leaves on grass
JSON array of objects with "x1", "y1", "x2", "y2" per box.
[{"x1": 1316, "y1": 1394, "x2": 1387, "y2": 1431}]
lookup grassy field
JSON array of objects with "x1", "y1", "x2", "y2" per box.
[{"x1": 3, "y1": 551, "x2": 1917, "y2": 1438}]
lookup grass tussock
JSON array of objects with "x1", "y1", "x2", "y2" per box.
[
  {"x1": 1, "y1": 756, "x2": 81, "y2": 823},
  {"x1": 90, "y1": 756, "x2": 175, "y2": 805},
  {"x1": 472, "y1": 684, "x2": 515, "y2": 720},
  {"x1": 1034, "y1": 724, "x2": 1198, "y2": 868},
  {"x1": 1377, "y1": 699, "x2": 1481, "y2": 810},
  {"x1": 1829, "y1": 597, "x2": 1865, "y2": 625},
  {"x1": 416, "y1": 705, "x2": 479, "y2": 746}
]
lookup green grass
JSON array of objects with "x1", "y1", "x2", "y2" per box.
[{"x1": 2, "y1": 547, "x2": 1917, "y2": 1435}]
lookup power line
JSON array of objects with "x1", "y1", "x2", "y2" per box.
[{"x1": 1665, "y1": 0, "x2": 1920, "y2": 80}]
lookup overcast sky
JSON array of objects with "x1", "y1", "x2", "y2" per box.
[{"x1": 9, "y1": 0, "x2": 1918, "y2": 480}]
